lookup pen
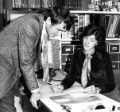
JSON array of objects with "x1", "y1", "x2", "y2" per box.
[
  {"x1": 47, "y1": 82, "x2": 52, "y2": 85},
  {"x1": 47, "y1": 82, "x2": 58, "y2": 86},
  {"x1": 61, "y1": 104, "x2": 71, "y2": 112},
  {"x1": 112, "y1": 105, "x2": 115, "y2": 111}
]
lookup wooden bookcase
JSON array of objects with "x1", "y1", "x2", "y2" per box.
[
  {"x1": 2, "y1": 0, "x2": 120, "y2": 71},
  {"x1": 61, "y1": 11, "x2": 120, "y2": 71}
]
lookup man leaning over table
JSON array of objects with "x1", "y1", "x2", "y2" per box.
[{"x1": 0, "y1": 6, "x2": 73, "y2": 112}]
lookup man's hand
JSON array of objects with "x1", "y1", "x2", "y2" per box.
[
  {"x1": 30, "y1": 89, "x2": 41, "y2": 109},
  {"x1": 52, "y1": 84, "x2": 64, "y2": 93},
  {"x1": 84, "y1": 85, "x2": 101, "y2": 94}
]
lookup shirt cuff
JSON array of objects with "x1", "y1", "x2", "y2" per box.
[{"x1": 31, "y1": 88, "x2": 40, "y2": 94}]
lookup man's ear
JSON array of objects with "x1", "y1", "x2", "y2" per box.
[
  {"x1": 95, "y1": 41, "x2": 98, "y2": 46},
  {"x1": 45, "y1": 17, "x2": 51, "y2": 25}
]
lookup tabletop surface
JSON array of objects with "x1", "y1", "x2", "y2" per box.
[{"x1": 40, "y1": 87, "x2": 120, "y2": 112}]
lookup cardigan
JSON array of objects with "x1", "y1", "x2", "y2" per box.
[{"x1": 61, "y1": 49, "x2": 115, "y2": 93}]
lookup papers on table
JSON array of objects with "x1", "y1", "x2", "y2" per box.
[
  {"x1": 50, "y1": 93, "x2": 101, "y2": 105},
  {"x1": 40, "y1": 87, "x2": 120, "y2": 112}
]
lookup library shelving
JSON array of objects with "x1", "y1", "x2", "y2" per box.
[
  {"x1": 60, "y1": 10, "x2": 120, "y2": 71},
  {"x1": 2, "y1": 0, "x2": 120, "y2": 71}
]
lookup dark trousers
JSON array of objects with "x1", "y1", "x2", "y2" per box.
[
  {"x1": 0, "y1": 90, "x2": 16, "y2": 112},
  {"x1": 0, "y1": 81, "x2": 21, "y2": 112}
]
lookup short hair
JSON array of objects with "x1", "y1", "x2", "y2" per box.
[
  {"x1": 80, "y1": 24, "x2": 106, "y2": 51},
  {"x1": 43, "y1": 7, "x2": 74, "y2": 30}
]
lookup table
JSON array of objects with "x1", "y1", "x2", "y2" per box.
[{"x1": 40, "y1": 88, "x2": 120, "y2": 112}]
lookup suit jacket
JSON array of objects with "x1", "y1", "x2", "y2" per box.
[
  {"x1": 0, "y1": 13, "x2": 44, "y2": 98},
  {"x1": 62, "y1": 49, "x2": 115, "y2": 93}
]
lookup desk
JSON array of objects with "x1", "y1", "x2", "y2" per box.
[{"x1": 40, "y1": 88, "x2": 120, "y2": 112}]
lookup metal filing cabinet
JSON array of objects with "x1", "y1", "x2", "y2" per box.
[
  {"x1": 60, "y1": 41, "x2": 81, "y2": 72},
  {"x1": 106, "y1": 39, "x2": 120, "y2": 70}
]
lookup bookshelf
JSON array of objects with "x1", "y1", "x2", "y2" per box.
[
  {"x1": 2, "y1": 0, "x2": 120, "y2": 71},
  {"x1": 3, "y1": 0, "x2": 56, "y2": 9},
  {"x1": 60, "y1": 10, "x2": 120, "y2": 72},
  {"x1": 8, "y1": 12, "x2": 120, "y2": 71},
  {"x1": 70, "y1": 10, "x2": 120, "y2": 15},
  {"x1": 106, "y1": 39, "x2": 120, "y2": 70}
]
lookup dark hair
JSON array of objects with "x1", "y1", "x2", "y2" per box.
[
  {"x1": 80, "y1": 24, "x2": 106, "y2": 51},
  {"x1": 43, "y1": 7, "x2": 74, "y2": 30}
]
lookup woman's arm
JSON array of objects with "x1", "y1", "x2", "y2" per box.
[{"x1": 91, "y1": 52, "x2": 115, "y2": 93}]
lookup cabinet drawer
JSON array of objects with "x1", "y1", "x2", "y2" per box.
[
  {"x1": 61, "y1": 54, "x2": 73, "y2": 63},
  {"x1": 62, "y1": 44, "x2": 73, "y2": 54},
  {"x1": 112, "y1": 62, "x2": 119, "y2": 70},
  {"x1": 110, "y1": 53, "x2": 119, "y2": 61},
  {"x1": 109, "y1": 44, "x2": 119, "y2": 53}
]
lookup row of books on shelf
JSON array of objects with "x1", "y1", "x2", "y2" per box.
[
  {"x1": 106, "y1": 15, "x2": 120, "y2": 38},
  {"x1": 56, "y1": 0, "x2": 82, "y2": 9},
  {"x1": 67, "y1": 14, "x2": 120, "y2": 40},
  {"x1": 11, "y1": 0, "x2": 82, "y2": 9},
  {"x1": 11, "y1": 0, "x2": 120, "y2": 11},
  {"x1": 11, "y1": 0, "x2": 87, "y2": 9},
  {"x1": 12, "y1": 0, "x2": 56, "y2": 8},
  {"x1": 11, "y1": 0, "x2": 91, "y2": 10}
]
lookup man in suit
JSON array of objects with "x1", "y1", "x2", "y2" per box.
[{"x1": 0, "y1": 7, "x2": 73, "y2": 112}]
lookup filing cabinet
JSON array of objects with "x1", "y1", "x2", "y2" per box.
[
  {"x1": 61, "y1": 41, "x2": 81, "y2": 72},
  {"x1": 106, "y1": 39, "x2": 120, "y2": 70},
  {"x1": 109, "y1": 44, "x2": 119, "y2": 53},
  {"x1": 61, "y1": 44, "x2": 74, "y2": 54},
  {"x1": 61, "y1": 54, "x2": 73, "y2": 63},
  {"x1": 109, "y1": 53, "x2": 119, "y2": 61},
  {"x1": 61, "y1": 41, "x2": 73, "y2": 71},
  {"x1": 112, "y1": 62, "x2": 119, "y2": 70}
]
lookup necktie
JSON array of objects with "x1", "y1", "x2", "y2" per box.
[
  {"x1": 81, "y1": 54, "x2": 92, "y2": 88},
  {"x1": 41, "y1": 22, "x2": 49, "y2": 82}
]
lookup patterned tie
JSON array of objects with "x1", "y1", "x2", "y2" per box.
[
  {"x1": 81, "y1": 54, "x2": 92, "y2": 88},
  {"x1": 41, "y1": 22, "x2": 49, "y2": 82}
]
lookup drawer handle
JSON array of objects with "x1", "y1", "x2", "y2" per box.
[
  {"x1": 112, "y1": 47, "x2": 118, "y2": 50},
  {"x1": 65, "y1": 48, "x2": 71, "y2": 52}
]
